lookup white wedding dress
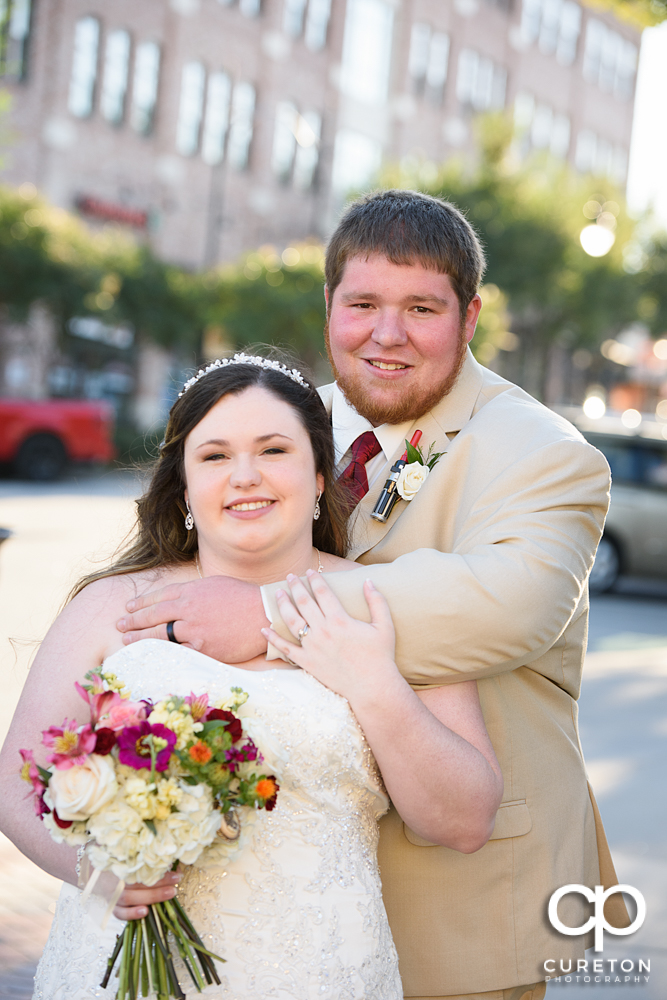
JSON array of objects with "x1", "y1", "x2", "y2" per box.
[{"x1": 32, "y1": 639, "x2": 403, "y2": 1000}]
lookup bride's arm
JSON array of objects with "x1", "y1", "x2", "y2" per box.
[
  {"x1": 263, "y1": 572, "x2": 503, "y2": 852},
  {"x1": 0, "y1": 575, "x2": 178, "y2": 916}
]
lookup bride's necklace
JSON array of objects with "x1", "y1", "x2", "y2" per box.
[{"x1": 195, "y1": 549, "x2": 323, "y2": 578}]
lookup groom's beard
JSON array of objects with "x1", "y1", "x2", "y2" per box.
[{"x1": 323, "y1": 319, "x2": 468, "y2": 426}]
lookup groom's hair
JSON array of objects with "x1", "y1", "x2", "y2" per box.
[{"x1": 325, "y1": 189, "x2": 486, "y2": 322}]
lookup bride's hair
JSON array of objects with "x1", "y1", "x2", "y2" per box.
[{"x1": 70, "y1": 353, "x2": 350, "y2": 598}]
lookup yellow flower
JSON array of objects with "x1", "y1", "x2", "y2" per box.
[
  {"x1": 148, "y1": 704, "x2": 197, "y2": 750},
  {"x1": 101, "y1": 671, "x2": 129, "y2": 696},
  {"x1": 124, "y1": 776, "x2": 156, "y2": 819}
]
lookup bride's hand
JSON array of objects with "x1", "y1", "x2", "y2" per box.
[
  {"x1": 262, "y1": 571, "x2": 399, "y2": 707},
  {"x1": 113, "y1": 871, "x2": 181, "y2": 922}
]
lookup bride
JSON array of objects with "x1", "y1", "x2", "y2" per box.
[{"x1": 0, "y1": 353, "x2": 502, "y2": 999}]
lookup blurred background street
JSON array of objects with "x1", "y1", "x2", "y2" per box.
[{"x1": 0, "y1": 473, "x2": 665, "y2": 998}]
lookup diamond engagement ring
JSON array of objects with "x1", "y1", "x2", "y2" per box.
[{"x1": 297, "y1": 625, "x2": 310, "y2": 643}]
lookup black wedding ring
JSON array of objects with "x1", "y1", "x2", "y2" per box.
[{"x1": 166, "y1": 620, "x2": 181, "y2": 644}]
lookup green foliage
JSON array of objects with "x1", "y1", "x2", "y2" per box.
[
  {"x1": 0, "y1": 184, "x2": 202, "y2": 347},
  {"x1": 584, "y1": 0, "x2": 667, "y2": 29},
  {"x1": 383, "y1": 113, "x2": 667, "y2": 396},
  {"x1": 202, "y1": 245, "x2": 328, "y2": 370}
]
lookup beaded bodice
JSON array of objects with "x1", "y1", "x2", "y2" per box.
[{"x1": 33, "y1": 640, "x2": 402, "y2": 1000}]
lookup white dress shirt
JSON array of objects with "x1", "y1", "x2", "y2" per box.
[{"x1": 331, "y1": 383, "x2": 414, "y2": 489}]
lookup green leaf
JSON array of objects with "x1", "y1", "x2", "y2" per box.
[
  {"x1": 405, "y1": 441, "x2": 424, "y2": 465},
  {"x1": 144, "y1": 819, "x2": 157, "y2": 835}
]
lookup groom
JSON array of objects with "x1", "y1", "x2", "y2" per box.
[{"x1": 118, "y1": 190, "x2": 626, "y2": 1000}]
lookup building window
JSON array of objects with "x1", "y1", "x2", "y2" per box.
[
  {"x1": 456, "y1": 49, "x2": 506, "y2": 111},
  {"x1": 340, "y1": 0, "x2": 394, "y2": 106},
  {"x1": 514, "y1": 92, "x2": 570, "y2": 158},
  {"x1": 130, "y1": 41, "x2": 161, "y2": 135},
  {"x1": 294, "y1": 110, "x2": 321, "y2": 189},
  {"x1": 272, "y1": 100, "x2": 298, "y2": 180},
  {"x1": 227, "y1": 81, "x2": 256, "y2": 169},
  {"x1": 583, "y1": 19, "x2": 637, "y2": 99},
  {"x1": 239, "y1": 0, "x2": 261, "y2": 16},
  {"x1": 0, "y1": 0, "x2": 32, "y2": 80},
  {"x1": 520, "y1": 0, "x2": 582, "y2": 67},
  {"x1": 408, "y1": 23, "x2": 450, "y2": 99},
  {"x1": 283, "y1": 0, "x2": 307, "y2": 37},
  {"x1": 202, "y1": 71, "x2": 232, "y2": 165},
  {"x1": 282, "y1": 0, "x2": 331, "y2": 49},
  {"x1": 271, "y1": 103, "x2": 321, "y2": 187},
  {"x1": 331, "y1": 129, "x2": 381, "y2": 194},
  {"x1": 100, "y1": 29, "x2": 131, "y2": 125},
  {"x1": 68, "y1": 16, "x2": 100, "y2": 117},
  {"x1": 304, "y1": 0, "x2": 331, "y2": 51},
  {"x1": 176, "y1": 61, "x2": 206, "y2": 156},
  {"x1": 575, "y1": 128, "x2": 627, "y2": 181}
]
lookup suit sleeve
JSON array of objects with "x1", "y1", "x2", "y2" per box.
[{"x1": 262, "y1": 437, "x2": 611, "y2": 687}]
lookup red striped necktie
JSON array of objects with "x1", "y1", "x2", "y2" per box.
[{"x1": 338, "y1": 431, "x2": 382, "y2": 506}]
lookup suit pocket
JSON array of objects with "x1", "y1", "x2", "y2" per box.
[
  {"x1": 488, "y1": 798, "x2": 532, "y2": 840},
  {"x1": 403, "y1": 798, "x2": 532, "y2": 847}
]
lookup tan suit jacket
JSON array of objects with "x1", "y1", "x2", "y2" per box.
[{"x1": 263, "y1": 351, "x2": 624, "y2": 996}]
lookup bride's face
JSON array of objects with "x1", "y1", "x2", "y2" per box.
[{"x1": 183, "y1": 385, "x2": 324, "y2": 568}]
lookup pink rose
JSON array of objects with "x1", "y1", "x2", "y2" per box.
[{"x1": 105, "y1": 701, "x2": 147, "y2": 732}]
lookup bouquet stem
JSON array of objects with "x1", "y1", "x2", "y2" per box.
[{"x1": 101, "y1": 898, "x2": 223, "y2": 999}]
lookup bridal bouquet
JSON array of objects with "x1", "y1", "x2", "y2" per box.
[{"x1": 20, "y1": 669, "x2": 279, "y2": 1000}]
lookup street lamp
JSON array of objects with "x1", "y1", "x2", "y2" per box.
[{"x1": 580, "y1": 224, "x2": 616, "y2": 257}]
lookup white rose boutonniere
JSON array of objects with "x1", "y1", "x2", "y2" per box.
[
  {"x1": 371, "y1": 433, "x2": 444, "y2": 522},
  {"x1": 396, "y1": 438, "x2": 443, "y2": 501},
  {"x1": 397, "y1": 462, "x2": 430, "y2": 500}
]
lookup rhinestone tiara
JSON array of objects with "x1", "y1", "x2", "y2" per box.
[{"x1": 178, "y1": 352, "x2": 310, "y2": 397}]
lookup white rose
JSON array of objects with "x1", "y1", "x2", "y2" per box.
[
  {"x1": 396, "y1": 461, "x2": 430, "y2": 500},
  {"x1": 47, "y1": 755, "x2": 118, "y2": 822}
]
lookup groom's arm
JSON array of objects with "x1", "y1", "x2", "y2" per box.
[
  {"x1": 119, "y1": 437, "x2": 609, "y2": 680},
  {"x1": 263, "y1": 437, "x2": 611, "y2": 686}
]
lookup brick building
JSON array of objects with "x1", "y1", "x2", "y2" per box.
[
  {"x1": 0, "y1": 0, "x2": 641, "y2": 428},
  {"x1": 0, "y1": 0, "x2": 640, "y2": 270}
]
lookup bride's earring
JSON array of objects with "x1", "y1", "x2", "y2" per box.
[
  {"x1": 313, "y1": 491, "x2": 321, "y2": 521},
  {"x1": 184, "y1": 500, "x2": 194, "y2": 531}
]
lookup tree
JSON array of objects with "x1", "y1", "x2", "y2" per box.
[
  {"x1": 383, "y1": 115, "x2": 646, "y2": 399},
  {"x1": 584, "y1": 0, "x2": 667, "y2": 29},
  {"x1": 202, "y1": 245, "x2": 328, "y2": 375}
]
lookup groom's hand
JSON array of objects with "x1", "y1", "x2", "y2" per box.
[{"x1": 116, "y1": 576, "x2": 269, "y2": 662}]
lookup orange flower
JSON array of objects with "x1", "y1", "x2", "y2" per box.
[
  {"x1": 188, "y1": 741, "x2": 213, "y2": 764},
  {"x1": 255, "y1": 778, "x2": 277, "y2": 799}
]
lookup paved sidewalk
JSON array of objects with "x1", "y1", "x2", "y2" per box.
[
  {"x1": 0, "y1": 481, "x2": 665, "y2": 998},
  {"x1": 0, "y1": 834, "x2": 61, "y2": 999},
  {"x1": 0, "y1": 480, "x2": 139, "y2": 998}
]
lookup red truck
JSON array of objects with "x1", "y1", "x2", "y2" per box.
[{"x1": 0, "y1": 399, "x2": 116, "y2": 480}]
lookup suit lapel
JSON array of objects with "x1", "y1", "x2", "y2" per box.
[
  {"x1": 348, "y1": 407, "x2": 452, "y2": 560},
  {"x1": 320, "y1": 351, "x2": 485, "y2": 560}
]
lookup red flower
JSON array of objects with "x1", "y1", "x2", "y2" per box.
[
  {"x1": 205, "y1": 709, "x2": 243, "y2": 742},
  {"x1": 53, "y1": 810, "x2": 72, "y2": 829},
  {"x1": 42, "y1": 720, "x2": 96, "y2": 769},
  {"x1": 93, "y1": 728, "x2": 117, "y2": 755},
  {"x1": 226, "y1": 739, "x2": 260, "y2": 772},
  {"x1": 117, "y1": 722, "x2": 177, "y2": 771}
]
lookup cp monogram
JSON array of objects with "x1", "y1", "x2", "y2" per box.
[{"x1": 548, "y1": 884, "x2": 646, "y2": 952}]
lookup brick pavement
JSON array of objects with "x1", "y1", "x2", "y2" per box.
[
  {"x1": 0, "y1": 834, "x2": 61, "y2": 999},
  {"x1": 0, "y1": 476, "x2": 138, "y2": 999}
]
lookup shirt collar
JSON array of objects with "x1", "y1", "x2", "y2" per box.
[{"x1": 331, "y1": 383, "x2": 414, "y2": 466}]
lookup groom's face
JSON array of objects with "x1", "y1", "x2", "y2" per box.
[{"x1": 325, "y1": 254, "x2": 481, "y2": 426}]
